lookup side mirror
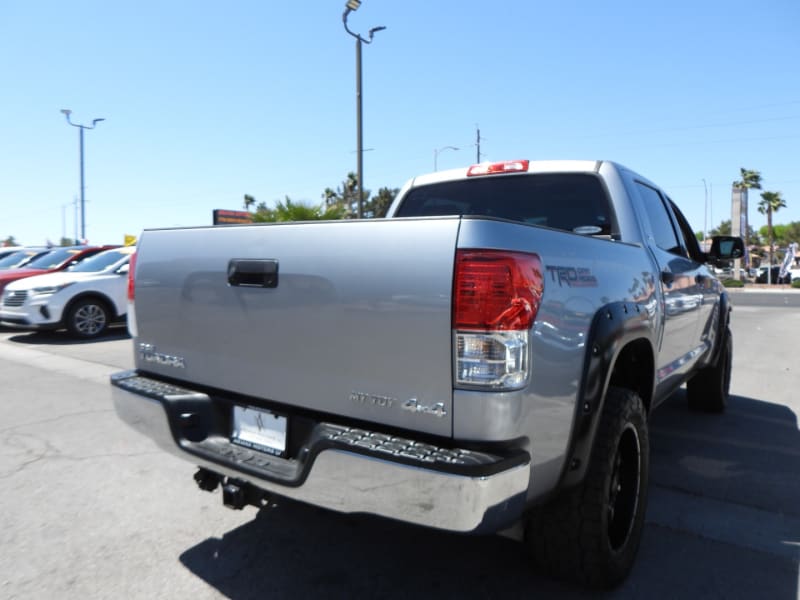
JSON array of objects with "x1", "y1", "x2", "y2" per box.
[
  {"x1": 708, "y1": 236, "x2": 744, "y2": 262},
  {"x1": 117, "y1": 263, "x2": 130, "y2": 275}
]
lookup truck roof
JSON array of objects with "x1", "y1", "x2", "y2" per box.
[{"x1": 408, "y1": 159, "x2": 613, "y2": 188}]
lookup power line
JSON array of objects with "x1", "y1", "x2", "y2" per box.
[{"x1": 567, "y1": 115, "x2": 800, "y2": 141}]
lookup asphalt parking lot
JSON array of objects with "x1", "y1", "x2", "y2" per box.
[{"x1": 0, "y1": 291, "x2": 798, "y2": 599}]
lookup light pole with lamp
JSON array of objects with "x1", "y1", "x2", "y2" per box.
[
  {"x1": 342, "y1": 0, "x2": 385, "y2": 218},
  {"x1": 60, "y1": 109, "x2": 104, "y2": 242},
  {"x1": 702, "y1": 178, "x2": 708, "y2": 247},
  {"x1": 434, "y1": 146, "x2": 459, "y2": 171}
]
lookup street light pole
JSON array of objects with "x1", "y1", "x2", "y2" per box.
[
  {"x1": 434, "y1": 146, "x2": 459, "y2": 171},
  {"x1": 709, "y1": 182, "x2": 713, "y2": 244},
  {"x1": 73, "y1": 196, "x2": 79, "y2": 243},
  {"x1": 356, "y1": 36, "x2": 363, "y2": 216},
  {"x1": 342, "y1": 0, "x2": 385, "y2": 219},
  {"x1": 702, "y1": 178, "x2": 708, "y2": 246},
  {"x1": 60, "y1": 109, "x2": 104, "y2": 242}
]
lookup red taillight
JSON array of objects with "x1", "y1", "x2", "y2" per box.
[
  {"x1": 454, "y1": 250, "x2": 543, "y2": 331},
  {"x1": 127, "y1": 252, "x2": 137, "y2": 302},
  {"x1": 466, "y1": 160, "x2": 529, "y2": 177}
]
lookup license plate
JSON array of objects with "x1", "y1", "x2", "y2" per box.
[{"x1": 231, "y1": 405, "x2": 287, "y2": 456}]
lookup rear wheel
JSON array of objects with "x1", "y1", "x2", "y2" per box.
[
  {"x1": 66, "y1": 298, "x2": 110, "y2": 339},
  {"x1": 687, "y1": 327, "x2": 731, "y2": 413},
  {"x1": 525, "y1": 387, "x2": 649, "y2": 589}
]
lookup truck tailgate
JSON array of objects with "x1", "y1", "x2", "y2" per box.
[{"x1": 133, "y1": 218, "x2": 460, "y2": 438}]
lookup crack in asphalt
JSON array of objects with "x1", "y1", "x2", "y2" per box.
[
  {"x1": 0, "y1": 409, "x2": 115, "y2": 434},
  {"x1": 0, "y1": 444, "x2": 167, "y2": 479},
  {"x1": 0, "y1": 425, "x2": 165, "y2": 480}
]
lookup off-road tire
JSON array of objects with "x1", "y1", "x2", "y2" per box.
[
  {"x1": 65, "y1": 298, "x2": 110, "y2": 339},
  {"x1": 686, "y1": 327, "x2": 731, "y2": 413},
  {"x1": 525, "y1": 387, "x2": 649, "y2": 589}
]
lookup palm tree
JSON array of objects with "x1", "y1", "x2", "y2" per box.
[
  {"x1": 733, "y1": 168, "x2": 762, "y2": 271},
  {"x1": 252, "y1": 197, "x2": 345, "y2": 223},
  {"x1": 733, "y1": 168, "x2": 762, "y2": 194},
  {"x1": 757, "y1": 191, "x2": 787, "y2": 281}
]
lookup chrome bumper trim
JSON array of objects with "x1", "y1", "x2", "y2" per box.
[{"x1": 111, "y1": 372, "x2": 530, "y2": 533}]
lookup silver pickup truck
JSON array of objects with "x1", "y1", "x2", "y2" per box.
[{"x1": 111, "y1": 159, "x2": 742, "y2": 588}]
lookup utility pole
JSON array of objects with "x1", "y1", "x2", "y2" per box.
[{"x1": 475, "y1": 125, "x2": 482, "y2": 162}]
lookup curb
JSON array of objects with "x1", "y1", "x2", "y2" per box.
[{"x1": 725, "y1": 286, "x2": 799, "y2": 293}]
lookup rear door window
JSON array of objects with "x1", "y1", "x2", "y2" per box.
[{"x1": 635, "y1": 183, "x2": 684, "y2": 256}]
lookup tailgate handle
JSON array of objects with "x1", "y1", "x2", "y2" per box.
[{"x1": 228, "y1": 259, "x2": 278, "y2": 288}]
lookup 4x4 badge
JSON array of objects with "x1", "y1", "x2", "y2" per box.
[
  {"x1": 138, "y1": 343, "x2": 186, "y2": 369},
  {"x1": 402, "y1": 398, "x2": 447, "y2": 418}
]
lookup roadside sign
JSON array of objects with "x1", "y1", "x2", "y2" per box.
[{"x1": 213, "y1": 209, "x2": 253, "y2": 225}]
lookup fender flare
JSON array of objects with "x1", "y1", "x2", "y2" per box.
[
  {"x1": 557, "y1": 301, "x2": 656, "y2": 490},
  {"x1": 707, "y1": 290, "x2": 731, "y2": 368}
]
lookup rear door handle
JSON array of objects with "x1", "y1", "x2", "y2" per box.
[{"x1": 228, "y1": 259, "x2": 279, "y2": 288}]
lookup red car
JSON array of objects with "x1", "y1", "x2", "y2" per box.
[{"x1": 0, "y1": 246, "x2": 120, "y2": 295}]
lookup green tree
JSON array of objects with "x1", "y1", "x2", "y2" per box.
[
  {"x1": 733, "y1": 168, "x2": 762, "y2": 190},
  {"x1": 781, "y1": 221, "x2": 800, "y2": 245},
  {"x1": 710, "y1": 220, "x2": 732, "y2": 236},
  {"x1": 322, "y1": 172, "x2": 398, "y2": 219},
  {"x1": 365, "y1": 186, "x2": 399, "y2": 218},
  {"x1": 242, "y1": 175, "x2": 396, "y2": 224},
  {"x1": 59, "y1": 237, "x2": 75, "y2": 246},
  {"x1": 323, "y1": 172, "x2": 365, "y2": 219},
  {"x1": 252, "y1": 197, "x2": 345, "y2": 222},
  {"x1": 2, "y1": 236, "x2": 17, "y2": 246},
  {"x1": 762, "y1": 223, "x2": 786, "y2": 245},
  {"x1": 710, "y1": 220, "x2": 760, "y2": 245},
  {"x1": 758, "y1": 223, "x2": 799, "y2": 247},
  {"x1": 757, "y1": 191, "x2": 787, "y2": 270}
]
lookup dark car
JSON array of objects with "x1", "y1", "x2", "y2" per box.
[
  {"x1": 756, "y1": 266, "x2": 792, "y2": 284},
  {"x1": 0, "y1": 245, "x2": 120, "y2": 295},
  {"x1": 0, "y1": 247, "x2": 24, "y2": 260},
  {"x1": 0, "y1": 248, "x2": 50, "y2": 270}
]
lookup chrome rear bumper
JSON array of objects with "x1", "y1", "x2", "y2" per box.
[{"x1": 111, "y1": 370, "x2": 530, "y2": 533}]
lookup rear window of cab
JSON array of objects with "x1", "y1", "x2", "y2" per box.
[{"x1": 394, "y1": 173, "x2": 616, "y2": 237}]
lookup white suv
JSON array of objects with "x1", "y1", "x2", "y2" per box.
[{"x1": 0, "y1": 246, "x2": 135, "y2": 339}]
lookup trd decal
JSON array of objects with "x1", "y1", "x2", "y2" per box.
[{"x1": 545, "y1": 266, "x2": 598, "y2": 287}]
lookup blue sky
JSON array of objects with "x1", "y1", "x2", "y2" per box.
[{"x1": 1, "y1": 0, "x2": 798, "y2": 246}]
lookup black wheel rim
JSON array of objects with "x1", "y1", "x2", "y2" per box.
[{"x1": 607, "y1": 423, "x2": 641, "y2": 552}]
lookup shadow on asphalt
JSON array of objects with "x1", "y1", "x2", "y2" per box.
[
  {"x1": 650, "y1": 390, "x2": 800, "y2": 517},
  {"x1": 2, "y1": 325, "x2": 130, "y2": 346},
  {"x1": 179, "y1": 500, "x2": 579, "y2": 599},
  {"x1": 177, "y1": 392, "x2": 799, "y2": 599},
  {"x1": 645, "y1": 391, "x2": 799, "y2": 598}
]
